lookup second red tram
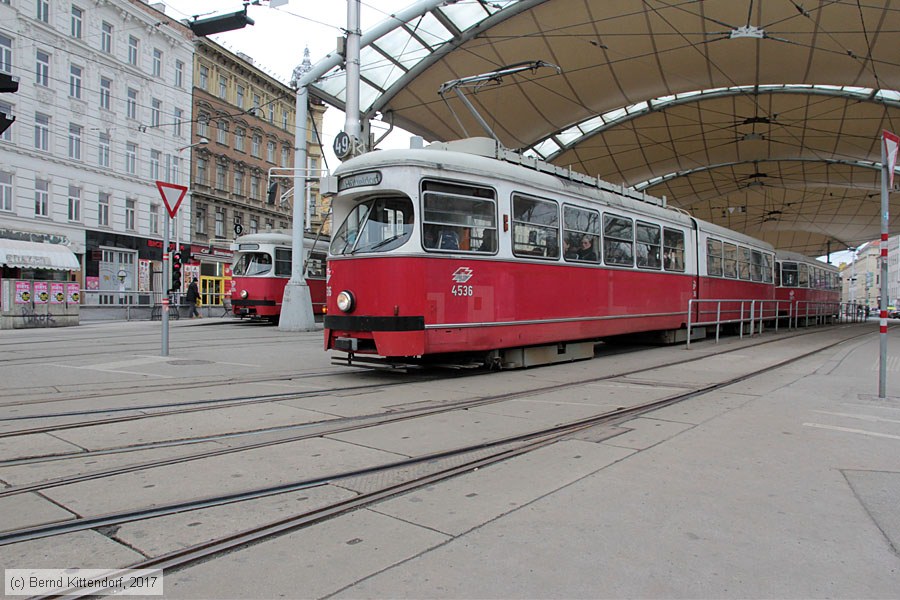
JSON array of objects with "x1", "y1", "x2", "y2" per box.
[
  {"x1": 775, "y1": 250, "x2": 841, "y2": 319},
  {"x1": 230, "y1": 231, "x2": 328, "y2": 323},
  {"x1": 322, "y1": 138, "x2": 837, "y2": 366}
]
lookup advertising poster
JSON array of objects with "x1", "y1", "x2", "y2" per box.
[
  {"x1": 85, "y1": 276, "x2": 100, "y2": 290},
  {"x1": 15, "y1": 281, "x2": 31, "y2": 304},
  {"x1": 50, "y1": 282, "x2": 65, "y2": 304},
  {"x1": 66, "y1": 283, "x2": 81, "y2": 304},
  {"x1": 33, "y1": 281, "x2": 49, "y2": 304},
  {"x1": 138, "y1": 259, "x2": 151, "y2": 292}
]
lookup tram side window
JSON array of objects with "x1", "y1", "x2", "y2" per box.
[
  {"x1": 781, "y1": 262, "x2": 798, "y2": 286},
  {"x1": 750, "y1": 250, "x2": 763, "y2": 282},
  {"x1": 663, "y1": 228, "x2": 685, "y2": 272},
  {"x1": 330, "y1": 196, "x2": 414, "y2": 255},
  {"x1": 563, "y1": 205, "x2": 600, "y2": 263},
  {"x1": 706, "y1": 238, "x2": 723, "y2": 276},
  {"x1": 738, "y1": 246, "x2": 752, "y2": 280},
  {"x1": 306, "y1": 251, "x2": 326, "y2": 278},
  {"x1": 422, "y1": 181, "x2": 496, "y2": 253},
  {"x1": 798, "y1": 263, "x2": 809, "y2": 287},
  {"x1": 512, "y1": 194, "x2": 560, "y2": 259},
  {"x1": 604, "y1": 214, "x2": 633, "y2": 266},
  {"x1": 275, "y1": 248, "x2": 291, "y2": 277},
  {"x1": 762, "y1": 253, "x2": 773, "y2": 283},
  {"x1": 723, "y1": 242, "x2": 737, "y2": 278},
  {"x1": 636, "y1": 221, "x2": 661, "y2": 269}
]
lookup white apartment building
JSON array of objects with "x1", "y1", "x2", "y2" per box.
[{"x1": 0, "y1": 0, "x2": 193, "y2": 301}]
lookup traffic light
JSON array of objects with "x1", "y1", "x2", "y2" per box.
[
  {"x1": 171, "y1": 251, "x2": 182, "y2": 291},
  {"x1": 188, "y1": 7, "x2": 254, "y2": 36},
  {"x1": 0, "y1": 73, "x2": 18, "y2": 136}
]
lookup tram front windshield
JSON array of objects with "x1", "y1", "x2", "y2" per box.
[
  {"x1": 331, "y1": 197, "x2": 414, "y2": 255},
  {"x1": 233, "y1": 252, "x2": 273, "y2": 276}
]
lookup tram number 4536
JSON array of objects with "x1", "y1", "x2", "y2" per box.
[{"x1": 451, "y1": 284, "x2": 474, "y2": 297}]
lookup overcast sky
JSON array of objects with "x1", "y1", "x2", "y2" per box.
[{"x1": 161, "y1": 0, "x2": 416, "y2": 168}]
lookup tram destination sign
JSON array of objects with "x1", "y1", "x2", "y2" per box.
[{"x1": 338, "y1": 171, "x2": 382, "y2": 192}]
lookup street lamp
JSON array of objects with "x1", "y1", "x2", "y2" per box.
[{"x1": 177, "y1": 137, "x2": 209, "y2": 153}]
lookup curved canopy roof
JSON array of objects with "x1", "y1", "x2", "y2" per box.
[{"x1": 304, "y1": 0, "x2": 900, "y2": 257}]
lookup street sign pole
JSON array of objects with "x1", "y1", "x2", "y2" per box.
[
  {"x1": 155, "y1": 181, "x2": 188, "y2": 357},
  {"x1": 879, "y1": 130, "x2": 899, "y2": 398},
  {"x1": 162, "y1": 215, "x2": 170, "y2": 356}
]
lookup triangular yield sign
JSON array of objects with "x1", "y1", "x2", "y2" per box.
[
  {"x1": 885, "y1": 130, "x2": 900, "y2": 189},
  {"x1": 155, "y1": 181, "x2": 188, "y2": 218}
]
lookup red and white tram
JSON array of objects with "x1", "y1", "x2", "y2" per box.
[
  {"x1": 230, "y1": 231, "x2": 328, "y2": 323},
  {"x1": 322, "y1": 138, "x2": 825, "y2": 367},
  {"x1": 775, "y1": 250, "x2": 841, "y2": 320}
]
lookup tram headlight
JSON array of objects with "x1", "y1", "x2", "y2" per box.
[
  {"x1": 336, "y1": 290, "x2": 355, "y2": 313},
  {"x1": 240, "y1": 289, "x2": 248, "y2": 299}
]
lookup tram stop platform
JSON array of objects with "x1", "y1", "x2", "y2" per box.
[{"x1": 1, "y1": 319, "x2": 899, "y2": 598}]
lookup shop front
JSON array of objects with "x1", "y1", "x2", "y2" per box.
[
  {"x1": 191, "y1": 244, "x2": 233, "y2": 308},
  {"x1": 0, "y1": 238, "x2": 82, "y2": 329}
]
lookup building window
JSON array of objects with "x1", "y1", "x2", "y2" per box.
[
  {"x1": 67, "y1": 185, "x2": 81, "y2": 221},
  {"x1": 199, "y1": 65, "x2": 208, "y2": 90},
  {"x1": 128, "y1": 36, "x2": 139, "y2": 66},
  {"x1": 174, "y1": 59, "x2": 184, "y2": 88},
  {"x1": 0, "y1": 101, "x2": 12, "y2": 142},
  {"x1": 253, "y1": 93, "x2": 260, "y2": 113},
  {"x1": 0, "y1": 172, "x2": 12, "y2": 211},
  {"x1": 251, "y1": 134, "x2": 260, "y2": 158},
  {"x1": 171, "y1": 155, "x2": 181, "y2": 182},
  {"x1": 173, "y1": 108, "x2": 183, "y2": 137},
  {"x1": 266, "y1": 141, "x2": 275, "y2": 163},
  {"x1": 282, "y1": 111, "x2": 288, "y2": 131},
  {"x1": 150, "y1": 203, "x2": 160, "y2": 235},
  {"x1": 101, "y1": 22, "x2": 112, "y2": 53},
  {"x1": 0, "y1": 34, "x2": 12, "y2": 74},
  {"x1": 98, "y1": 191, "x2": 110, "y2": 227},
  {"x1": 194, "y1": 204, "x2": 207, "y2": 234},
  {"x1": 35, "y1": 50, "x2": 49, "y2": 86},
  {"x1": 71, "y1": 6, "x2": 83, "y2": 38},
  {"x1": 35, "y1": 179, "x2": 49, "y2": 216},
  {"x1": 218, "y1": 75, "x2": 226, "y2": 99},
  {"x1": 125, "y1": 142, "x2": 137, "y2": 174},
  {"x1": 197, "y1": 113, "x2": 208, "y2": 138},
  {"x1": 150, "y1": 149, "x2": 161, "y2": 179},
  {"x1": 216, "y1": 164, "x2": 226, "y2": 190},
  {"x1": 152, "y1": 48, "x2": 162, "y2": 77},
  {"x1": 125, "y1": 198, "x2": 135, "y2": 230},
  {"x1": 235, "y1": 128, "x2": 245, "y2": 152},
  {"x1": 281, "y1": 146, "x2": 290, "y2": 168},
  {"x1": 68, "y1": 123, "x2": 82, "y2": 160},
  {"x1": 215, "y1": 207, "x2": 224, "y2": 237},
  {"x1": 236, "y1": 85, "x2": 244, "y2": 108},
  {"x1": 249, "y1": 217, "x2": 258, "y2": 234},
  {"x1": 196, "y1": 157, "x2": 208, "y2": 186},
  {"x1": 36, "y1": 0, "x2": 49, "y2": 23},
  {"x1": 151, "y1": 98, "x2": 161, "y2": 127},
  {"x1": 69, "y1": 65, "x2": 82, "y2": 98},
  {"x1": 234, "y1": 170, "x2": 243, "y2": 195},
  {"x1": 34, "y1": 112, "x2": 49, "y2": 151},
  {"x1": 250, "y1": 174, "x2": 259, "y2": 200},
  {"x1": 216, "y1": 120, "x2": 228, "y2": 144},
  {"x1": 126, "y1": 88, "x2": 137, "y2": 119},
  {"x1": 98, "y1": 132, "x2": 110, "y2": 167},
  {"x1": 99, "y1": 77, "x2": 112, "y2": 110}
]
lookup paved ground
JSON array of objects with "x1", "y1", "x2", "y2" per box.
[{"x1": 1, "y1": 319, "x2": 899, "y2": 599}]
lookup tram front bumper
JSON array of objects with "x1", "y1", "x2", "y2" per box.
[{"x1": 325, "y1": 315, "x2": 426, "y2": 357}]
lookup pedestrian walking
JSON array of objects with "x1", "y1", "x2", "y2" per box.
[{"x1": 186, "y1": 277, "x2": 202, "y2": 318}]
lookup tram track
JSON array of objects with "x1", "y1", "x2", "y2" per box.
[
  {"x1": 0, "y1": 325, "x2": 868, "y2": 483},
  {"x1": 23, "y1": 323, "x2": 873, "y2": 598},
  {"x1": 0, "y1": 324, "x2": 872, "y2": 558}
]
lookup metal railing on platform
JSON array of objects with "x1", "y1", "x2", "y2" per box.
[{"x1": 686, "y1": 299, "x2": 857, "y2": 349}]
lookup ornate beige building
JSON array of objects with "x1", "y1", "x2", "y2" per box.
[{"x1": 189, "y1": 39, "x2": 326, "y2": 298}]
